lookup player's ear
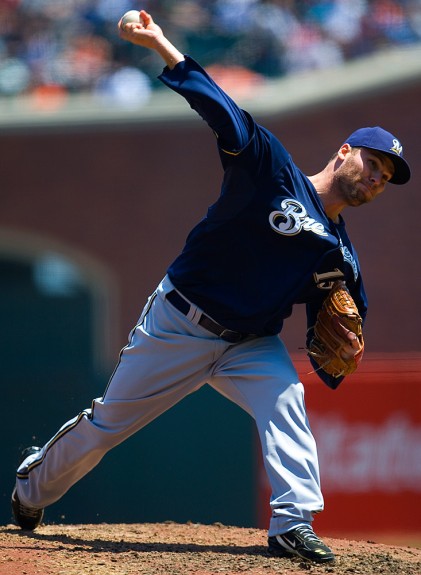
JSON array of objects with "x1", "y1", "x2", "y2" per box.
[{"x1": 337, "y1": 143, "x2": 352, "y2": 160}]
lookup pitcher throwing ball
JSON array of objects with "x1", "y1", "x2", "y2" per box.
[{"x1": 12, "y1": 10, "x2": 411, "y2": 564}]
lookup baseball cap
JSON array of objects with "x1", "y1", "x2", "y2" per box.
[{"x1": 344, "y1": 126, "x2": 411, "y2": 185}]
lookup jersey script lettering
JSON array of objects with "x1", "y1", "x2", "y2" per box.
[{"x1": 269, "y1": 199, "x2": 328, "y2": 237}]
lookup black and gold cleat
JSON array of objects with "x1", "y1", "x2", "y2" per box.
[
  {"x1": 268, "y1": 525, "x2": 335, "y2": 563},
  {"x1": 11, "y1": 446, "x2": 44, "y2": 531}
]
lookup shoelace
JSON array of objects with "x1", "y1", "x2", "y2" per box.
[{"x1": 295, "y1": 525, "x2": 321, "y2": 543}]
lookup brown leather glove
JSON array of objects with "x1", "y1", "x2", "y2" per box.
[{"x1": 308, "y1": 280, "x2": 364, "y2": 378}]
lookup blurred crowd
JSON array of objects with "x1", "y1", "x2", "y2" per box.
[{"x1": 1, "y1": 0, "x2": 421, "y2": 109}]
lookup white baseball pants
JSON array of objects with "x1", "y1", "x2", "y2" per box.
[{"x1": 16, "y1": 275, "x2": 323, "y2": 535}]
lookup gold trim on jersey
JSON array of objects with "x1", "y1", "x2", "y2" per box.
[{"x1": 220, "y1": 147, "x2": 242, "y2": 156}]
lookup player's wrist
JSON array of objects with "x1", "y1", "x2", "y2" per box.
[{"x1": 154, "y1": 37, "x2": 185, "y2": 69}]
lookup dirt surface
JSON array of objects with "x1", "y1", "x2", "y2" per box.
[{"x1": 0, "y1": 522, "x2": 420, "y2": 575}]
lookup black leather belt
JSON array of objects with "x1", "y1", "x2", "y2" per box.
[{"x1": 166, "y1": 290, "x2": 255, "y2": 343}]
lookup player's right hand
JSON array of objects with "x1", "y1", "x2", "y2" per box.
[{"x1": 118, "y1": 10, "x2": 163, "y2": 48}]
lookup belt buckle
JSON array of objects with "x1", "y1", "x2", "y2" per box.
[{"x1": 219, "y1": 329, "x2": 244, "y2": 343}]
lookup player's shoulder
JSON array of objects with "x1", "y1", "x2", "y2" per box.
[{"x1": 225, "y1": 119, "x2": 290, "y2": 168}]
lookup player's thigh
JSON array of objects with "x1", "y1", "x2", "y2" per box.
[
  {"x1": 103, "y1": 292, "x2": 218, "y2": 403},
  {"x1": 209, "y1": 336, "x2": 303, "y2": 421}
]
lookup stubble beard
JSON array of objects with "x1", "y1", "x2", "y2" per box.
[{"x1": 334, "y1": 163, "x2": 371, "y2": 207}]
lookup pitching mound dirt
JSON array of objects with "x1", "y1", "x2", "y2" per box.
[{"x1": 0, "y1": 522, "x2": 420, "y2": 575}]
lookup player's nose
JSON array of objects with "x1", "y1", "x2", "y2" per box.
[{"x1": 369, "y1": 170, "x2": 383, "y2": 186}]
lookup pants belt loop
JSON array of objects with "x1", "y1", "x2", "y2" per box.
[{"x1": 189, "y1": 307, "x2": 202, "y2": 323}]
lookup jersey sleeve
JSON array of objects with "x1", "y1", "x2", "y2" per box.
[{"x1": 158, "y1": 57, "x2": 252, "y2": 153}]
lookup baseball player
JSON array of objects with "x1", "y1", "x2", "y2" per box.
[{"x1": 12, "y1": 10, "x2": 411, "y2": 565}]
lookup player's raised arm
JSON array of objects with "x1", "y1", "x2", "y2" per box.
[
  {"x1": 118, "y1": 10, "x2": 184, "y2": 70},
  {"x1": 118, "y1": 10, "x2": 253, "y2": 155}
]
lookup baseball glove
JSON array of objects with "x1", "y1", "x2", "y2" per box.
[{"x1": 308, "y1": 280, "x2": 364, "y2": 378}]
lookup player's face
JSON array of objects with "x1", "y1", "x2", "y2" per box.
[{"x1": 334, "y1": 146, "x2": 394, "y2": 206}]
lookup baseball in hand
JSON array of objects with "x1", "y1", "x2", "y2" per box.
[{"x1": 121, "y1": 10, "x2": 141, "y2": 28}]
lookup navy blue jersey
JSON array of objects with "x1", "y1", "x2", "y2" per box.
[{"x1": 159, "y1": 57, "x2": 367, "y2": 385}]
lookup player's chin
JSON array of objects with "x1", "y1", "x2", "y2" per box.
[
  {"x1": 359, "y1": 183, "x2": 377, "y2": 202},
  {"x1": 348, "y1": 190, "x2": 374, "y2": 207}
]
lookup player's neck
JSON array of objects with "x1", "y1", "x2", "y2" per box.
[{"x1": 308, "y1": 172, "x2": 343, "y2": 223}]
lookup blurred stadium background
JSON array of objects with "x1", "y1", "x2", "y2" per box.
[
  {"x1": 0, "y1": 0, "x2": 420, "y2": 546},
  {"x1": 1, "y1": 0, "x2": 421, "y2": 114}
]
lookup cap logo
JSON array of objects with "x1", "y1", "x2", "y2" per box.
[{"x1": 390, "y1": 138, "x2": 403, "y2": 157}]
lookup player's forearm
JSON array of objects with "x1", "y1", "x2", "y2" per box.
[
  {"x1": 159, "y1": 57, "x2": 251, "y2": 151},
  {"x1": 152, "y1": 36, "x2": 185, "y2": 70}
]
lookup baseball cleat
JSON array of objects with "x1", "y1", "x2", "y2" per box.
[
  {"x1": 268, "y1": 525, "x2": 335, "y2": 563},
  {"x1": 11, "y1": 446, "x2": 44, "y2": 530}
]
